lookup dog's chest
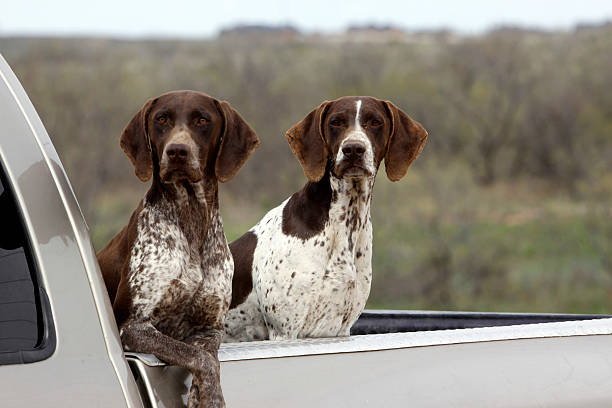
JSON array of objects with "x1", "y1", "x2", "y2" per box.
[
  {"x1": 128, "y1": 204, "x2": 232, "y2": 338},
  {"x1": 305, "y1": 188, "x2": 373, "y2": 334},
  {"x1": 252, "y1": 180, "x2": 373, "y2": 337}
]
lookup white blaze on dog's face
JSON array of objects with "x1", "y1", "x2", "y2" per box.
[
  {"x1": 334, "y1": 99, "x2": 376, "y2": 178},
  {"x1": 285, "y1": 95, "x2": 428, "y2": 184},
  {"x1": 325, "y1": 97, "x2": 390, "y2": 180}
]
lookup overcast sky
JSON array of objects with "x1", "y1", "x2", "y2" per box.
[{"x1": 1, "y1": 0, "x2": 611, "y2": 37}]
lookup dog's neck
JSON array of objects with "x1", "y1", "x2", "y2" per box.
[
  {"x1": 284, "y1": 168, "x2": 375, "y2": 247},
  {"x1": 145, "y1": 174, "x2": 223, "y2": 254},
  {"x1": 328, "y1": 172, "x2": 375, "y2": 251}
]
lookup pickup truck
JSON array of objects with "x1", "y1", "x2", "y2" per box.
[{"x1": 2, "y1": 54, "x2": 612, "y2": 407}]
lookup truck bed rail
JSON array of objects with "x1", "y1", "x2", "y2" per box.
[{"x1": 351, "y1": 309, "x2": 612, "y2": 334}]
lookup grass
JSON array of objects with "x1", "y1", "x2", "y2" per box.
[
  {"x1": 367, "y1": 216, "x2": 612, "y2": 313},
  {"x1": 89, "y1": 164, "x2": 612, "y2": 316},
  {"x1": 364, "y1": 166, "x2": 612, "y2": 314}
]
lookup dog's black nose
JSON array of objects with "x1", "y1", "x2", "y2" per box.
[
  {"x1": 342, "y1": 141, "x2": 366, "y2": 159},
  {"x1": 166, "y1": 143, "x2": 190, "y2": 161}
]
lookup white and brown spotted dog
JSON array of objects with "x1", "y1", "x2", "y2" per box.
[
  {"x1": 97, "y1": 91, "x2": 259, "y2": 407},
  {"x1": 225, "y1": 96, "x2": 427, "y2": 341}
]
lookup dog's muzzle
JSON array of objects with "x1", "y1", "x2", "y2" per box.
[
  {"x1": 160, "y1": 133, "x2": 203, "y2": 183},
  {"x1": 335, "y1": 139, "x2": 373, "y2": 178}
]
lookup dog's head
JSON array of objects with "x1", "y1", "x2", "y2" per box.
[
  {"x1": 120, "y1": 90, "x2": 259, "y2": 184},
  {"x1": 286, "y1": 96, "x2": 427, "y2": 182}
]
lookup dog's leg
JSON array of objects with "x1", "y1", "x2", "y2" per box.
[
  {"x1": 121, "y1": 321, "x2": 225, "y2": 407},
  {"x1": 120, "y1": 320, "x2": 211, "y2": 371},
  {"x1": 185, "y1": 329, "x2": 225, "y2": 408}
]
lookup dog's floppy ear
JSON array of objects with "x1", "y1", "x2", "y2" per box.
[
  {"x1": 120, "y1": 98, "x2": 155, "y2": 182},
  {"x1": 214, "y1": 100, "x2": 260, "y2": 183},
  {"x1": 383, "y1": 101, "x2": 428, "y2": 182},
  {"x1": 285, "y1": 101, "x2": 331, "y2": 182}
]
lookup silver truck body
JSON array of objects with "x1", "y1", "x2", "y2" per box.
[
  {"x1": 0, "y1": 54, "x2": 144, "y2": 407},
  {"x1": 2, "y1": 54, "x2": 612, "y2": 407}
]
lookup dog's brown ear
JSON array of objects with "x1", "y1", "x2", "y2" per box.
[
  {"x1": 215, "y1": 100, "x2": 260, "y2": 183},
  {"x1": 285, "y1": 101, "x2": 330, "y2": 182},
  {"x1": 120, "y1": 99, "x2": 155, "y2": 182},
  {"x1": 383, "y1": 101, "x2": 428, "y2": 182}
]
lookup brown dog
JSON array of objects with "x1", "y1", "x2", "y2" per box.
[{"x1": 97, "y1": 90, "x2": 259, "y2": 407}]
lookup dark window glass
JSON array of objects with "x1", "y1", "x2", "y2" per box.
[{"x1": 0, "y1": 163, "x2": 54, "y2": 364}]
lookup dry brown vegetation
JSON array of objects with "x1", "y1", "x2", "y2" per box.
[{"x1": 2, "y1": 23, "x2": 612, "y2": 312}]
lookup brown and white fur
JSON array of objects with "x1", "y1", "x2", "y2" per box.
[
  {"x1": 225, "y1": 96, "x2": 427, "y2": 342},
  {"x1": 97, "y1": 91, "x2": 259, "y2": 407}
]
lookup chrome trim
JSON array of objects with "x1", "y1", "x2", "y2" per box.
[
  {"x1": 125, "y1": 352, "x2": 168, "y2": 367},
  {"x1": 124, "y1": 318, "x2": 612, "y2": 367},
  {"x1": 219, "y1": 318, "x2": 612, "y2": 362}
]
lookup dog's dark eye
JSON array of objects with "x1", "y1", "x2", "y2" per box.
[
  {"x1": 330, "y1": 119, "x2": 343, "y2": 127},
  {"x1": 197, "y1": 117, "x2": 209, "y2": 125},
  {"x1": 371, "y1": 119, "x2": 382, "y2": 127},
  {"x1": 157, "y1": 115, "x2": 167, "y2": 124}
]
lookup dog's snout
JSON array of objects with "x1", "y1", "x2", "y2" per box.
[
  {"x1": 342, "y1": 141, "x2": 366, "y2": 159},
  {"x1": 160, "y1": 134, "x2": 202, "y2": 183},
  {"x1": 166, "y1": 143, "x2": 191, "y2": 161}
]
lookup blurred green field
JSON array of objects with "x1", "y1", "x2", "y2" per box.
[
  {"x1": 3, "y1": 23, "x2": 612, "y2": 315},
  {"x1": 89, "y1": 160, "x2": 612, "y2": 314}
]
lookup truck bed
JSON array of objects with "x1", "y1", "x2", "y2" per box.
[
  {"x1": 350, "y1": 309, "x2": 611, "y2": 334},
  {"x1": 127, "y1": 310, "x2": 612, "y2": 407}
]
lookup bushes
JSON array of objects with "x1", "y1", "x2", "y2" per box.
[{"x1": 3, "y1": 24, "x2": 612, "y2": 312}]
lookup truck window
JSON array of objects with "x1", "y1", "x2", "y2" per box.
[{"x1": 0, "y1": 163, "x2": 54, "y2": 365}]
